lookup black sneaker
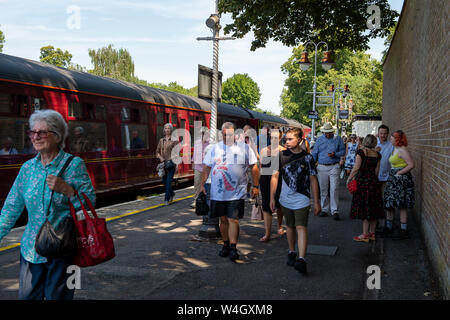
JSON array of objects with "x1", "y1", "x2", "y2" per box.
[
  {"x1": 392, "y1": 229, "x2": 410, "y2": 240},
  {"x1": 333, "y1": 213, "x2": 341, "y2": 221},
  {"x1": 219, "y1": 245, "x2": 230, "y2": 257},
  {"x1": 287, "y1": 251, "x2": 297, "y2": 266},
  {"x1": 319, "y1": 212, "x2": 328, "y2": 217},
  {"x1": 377, "y1": 227, "x2": 393, "y2": 238},
  {"x1": 294, "y1": 258, "x2": 307, "y2": 273},
  {"x1": 229, "y1": 248, "x2": 239, "y2": 261}
]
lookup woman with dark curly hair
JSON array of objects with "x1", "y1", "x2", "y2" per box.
[{"x1": 382, "y1": 130, "x2": 415, "y2": 240}]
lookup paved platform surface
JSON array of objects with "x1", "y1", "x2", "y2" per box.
[{"x1": 0, "y1": 182, "x2": 442, "y2": 300}]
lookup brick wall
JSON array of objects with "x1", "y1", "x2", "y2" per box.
[{"x1": 382, "y1": 0, "x2": 449, "y2": 298}]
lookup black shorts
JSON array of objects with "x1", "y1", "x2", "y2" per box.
[{"x1": 210, "y1": 199, "x2": 245, "y2": 220}]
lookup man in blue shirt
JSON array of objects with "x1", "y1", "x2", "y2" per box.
[
  {"x1": 375, "y1": 124, "x2": 395, "y2": 236},
  {"x1": 311, "y1": 122, "x2": 345, "y2": 220}
]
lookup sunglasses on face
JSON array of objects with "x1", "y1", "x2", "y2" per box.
[{"x1": 27, "y1": 130, "x2": 57, "y2": 138}]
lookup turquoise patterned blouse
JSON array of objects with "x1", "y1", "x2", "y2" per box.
[{"x1": 0, "y1": 150, "x2": 95, "y2": 264}]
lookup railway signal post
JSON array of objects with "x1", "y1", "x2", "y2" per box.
[{"x1": 196, "y1": 0, "x2": 235, "y2": 239}]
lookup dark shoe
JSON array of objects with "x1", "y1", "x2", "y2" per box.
[
  {"x1": 377, "y1": 227, "x2": 393, "y2": 238},
  {"x1": 333, "y1": 213, "x2": 341, "y2": 221},
  {"x1": 229, "y1": 248, "x2": 239, "y2": 262},
  {"x1": 392, "y1": 229, "x2": 410, "y2": 240},
  {"x1": 319, "y1": 212, "x2": 328, "y2": 217},
  {"x1": 294, "y1": 258, "x2": 307, "y2": 273},
  {"x1": 287, "y1": 251, "x2": 297, "y2": 266},
  {"x1": 219, "y1": 245, "x2": 230, "y2": 257}
]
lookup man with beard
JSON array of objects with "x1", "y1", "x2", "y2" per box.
[{"x1": 270, "y1": 128, "x2": 321, "y2": 274}]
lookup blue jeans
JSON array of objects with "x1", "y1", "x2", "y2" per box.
[
  {"x1": 18, "y1": 254, "x2": 75, "y2": 300},
  {"x1": 163, "y1": 167, "x2": 175, "y2": 201}
]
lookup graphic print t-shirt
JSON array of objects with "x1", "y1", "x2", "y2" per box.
[
  {"x1": 278, "y1": 149, "x2": 317, "y2": 210},
  {"x1": 203, "y1": 141, "x2": 257, "y2": 201}
]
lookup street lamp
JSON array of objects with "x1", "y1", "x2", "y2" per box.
[
  {"x1": 196, "y1": 0, "x2": 235, "y2": 240},
  {"x1": 297, "y1": 41, "x2": 334, "y2": 143}
]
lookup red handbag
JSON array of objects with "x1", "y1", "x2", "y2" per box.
[
  {"x1": 347, "y1": 179, "x2": 358, "y2": 194},
  {"x1": 69, "y1": 191, "x2": 115, "y2": 267}
]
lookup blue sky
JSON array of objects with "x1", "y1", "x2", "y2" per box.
[{"x1": 0, "y1": 0, "x2": 404, "y2": 115}]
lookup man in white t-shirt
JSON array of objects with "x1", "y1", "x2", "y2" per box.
[{"x1": 200, "y1": 122, "x2": 259, "y2": 262}]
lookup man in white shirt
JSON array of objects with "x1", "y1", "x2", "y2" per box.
[
  {"x1": 200, "y1": 122, "x2": 259, "y2": 262},
  {"x1": 375, "y1": 124, "x2": 395, "y2": 236}
]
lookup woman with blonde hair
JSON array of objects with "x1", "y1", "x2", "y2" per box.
[{"x1": 347, "y1": 134, "x2": 385, "y2": 242}]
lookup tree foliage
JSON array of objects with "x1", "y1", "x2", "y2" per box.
[
  {"x1": 88, "y1": 44, "x2": 135, "y2": 82},
  {"x1": 39, "y1": 45, "x2": 72, "y2": 68},
  {"x1": 219, "y1": 0, "x2": 398, "y2": 52},
  {"x1": 280, "y1": 47, "x2": 383, "y2": 129},
  {"x1": 0, "y1": 28, "x2": 5, "y2": 53},
  {"x1": 222, "y1": 73, "x2": 261, "y2": 109}
]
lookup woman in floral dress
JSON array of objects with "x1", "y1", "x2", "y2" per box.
[{"x1": 347, "y1": 134, "x2": 385, "y2": 242}]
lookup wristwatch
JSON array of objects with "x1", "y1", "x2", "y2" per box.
[{"x1": 253, "y1": 185, "x2": 259, "y2": 188}]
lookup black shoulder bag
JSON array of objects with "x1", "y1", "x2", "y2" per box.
[{"x1": 35, "y1": 155, "x2": 77, "y2": 259}]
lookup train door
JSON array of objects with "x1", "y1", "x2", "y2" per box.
[{"x1": 177, "y1": 112, "x2": 190, "y2": 177}]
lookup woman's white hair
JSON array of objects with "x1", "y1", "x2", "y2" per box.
[
  {"x1": 29, "y1": 110, "x2": 69, "y2": 149},
  {"x1": 163, "y1": 123, "x2": 174, "y2": 133}
]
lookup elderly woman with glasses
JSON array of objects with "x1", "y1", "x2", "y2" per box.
[
  {"x1": 0, "y1": 109, "x2": 95, "y2": 300},
  {"x1": 156, "y1": 123, "x2": 180, "y2": 205}
]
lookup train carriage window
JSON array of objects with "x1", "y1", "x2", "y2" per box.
[
  {"x1": 31, "y1": 97, "x2": 47, "y2": 112},
  {"x1": 121, "y1": 124, "x2": 148, "y2": 151},
  {"x1": 156, "y1": 111, "x2": 167, "y2": 144},
  {"x1": 0, "y1": 117, "x2": 35, "y2": 155},
  {"x1": 189, "y1": 116, "x2": 195, "y2": 147},
  {"x1": 0, "y1": 93, "x2": 11, "y2": 114},
  {"x1": 68, "y1": 121, "x2": 108, "y2": 152},
  {"x1": 95, "y1": 104, "x2": 105, "y2": 121},
  {"x1": 17, "y1": 95, "x2": 30, "y2": 116},
  {"x1": 69, "y1": 101, "x2": 82, "y2": 119},
  {"x1": 141, "y1": 109, "x2": 148, "y2": 124},
  {"x1": 121, "y1": 107, "x2": 130, "y2": 121},
  {"x1": 171, "y1": 113, "x2": 178, "y2": 127}
]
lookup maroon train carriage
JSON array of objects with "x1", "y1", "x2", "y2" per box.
[{"x1": 0, "y1": 53, "x2": 305, "y2": 210}]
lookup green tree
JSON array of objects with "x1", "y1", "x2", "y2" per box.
[
  {"x1": 280, "y1": 47, "x2": 383, "y2": 127},
  {"x1": 39, "y1": 45, "x2": 72, "y2": 68},
  {"x1": 0, "y1": 28, "x2": 5, "y2": 52},
  {"x1": 222, "y1": 73, "x2": 261, "y2": 109},
  {"x1": 88, "y1": 44, "x2": 135, "y2": 82},
  {"x1": 219, "y1": 0, "x2": 398, "y2": 52}
]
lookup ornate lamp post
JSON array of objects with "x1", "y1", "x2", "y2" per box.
[{"x1": 297, "y1": 41, "x2": 334, "y2": 143}]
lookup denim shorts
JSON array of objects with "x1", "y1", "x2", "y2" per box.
[{"x1": 210, "y1": 199, "x2": 245, "y2": 220}]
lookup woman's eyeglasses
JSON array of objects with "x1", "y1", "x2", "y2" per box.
[{"x1": 27, "y1": 130, "x2": 57, "y2": 138}]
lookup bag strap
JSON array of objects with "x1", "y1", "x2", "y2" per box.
[
  {"x1": 46, "y1": 155, "x2": 75, "y2": 217},
  {"x1": 69, "y1": 190, "x2": 98, "y2": 222}
]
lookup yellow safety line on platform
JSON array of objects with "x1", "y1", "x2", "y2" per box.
[
  {"x1": 0, "y1": 195, "x2": 195, "y2": 253},
  {"x1": 106, "y1": 194, "x2": 194, "y2": 222},
  {"x1": 0, "y1": 242, "x2": 21, "y2": 252}
]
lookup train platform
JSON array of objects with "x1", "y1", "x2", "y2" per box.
[{"x1": 0, "y1": 182, "x2": 442, "y2": 300}]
